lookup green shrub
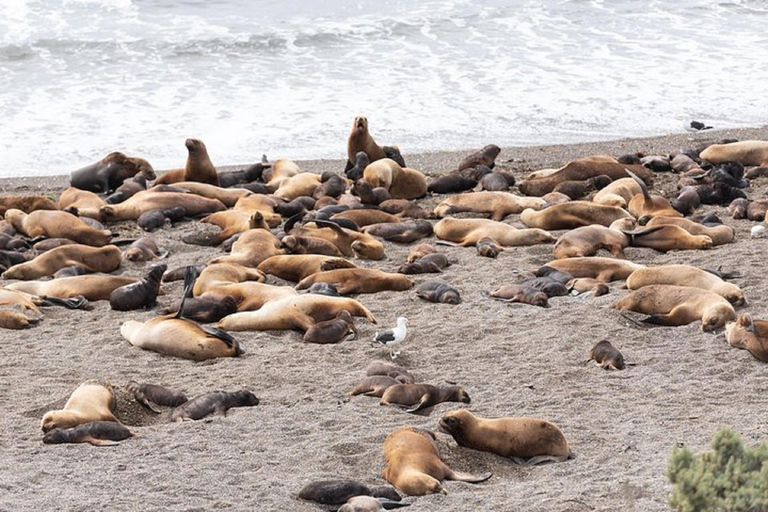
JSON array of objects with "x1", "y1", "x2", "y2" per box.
[{"x1": 667, "y1": 427, "x2": 768, "y2": 512}]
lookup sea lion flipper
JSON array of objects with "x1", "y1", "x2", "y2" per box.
[
  {"x1": 134, "y1": 394, "x2": 162, "y2": 414},
  {"x1": 42, "y1": 295, "x2": 92, "y2": 310},
  {"x1": 404, "y1": 395, "x2": 431, "y2": 414},
  {"x1": 174, "y1": 267, "x2": 199, "y2": 318},
  {"x1": 84, "y1": 436, "x2": 120, "y2": 447},
  {"x1": 379, "y1": 499, "x2": 410, "y2": 510},
  {"x1": 313, "y1": 219, "x2": 347, "y2": 234},
  {"x1": 201, "y1": 326, "x2": 237, "y2": 348},
  {"x1": 283, "y1": 212, "x2": 305, "y2": 234},
  {"x1": 448, "y1": 471, "x2": 493, "y2": 484}
]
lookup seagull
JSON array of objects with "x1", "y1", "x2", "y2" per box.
[
  {"x1": 684, "y1": 120, "x2": 713, "y2": 133},
  {"x1": 373, "y1": 317, "x2": 408, "y2": 360}
]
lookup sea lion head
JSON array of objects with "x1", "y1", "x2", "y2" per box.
[
  {"x1": 3, "y1": 209, "x2": 27, "y2": 232},
  {"x1": 438, "y1": 409, "x2": 474, "y2": 439},
  {"x1": 234, "y1": 390, "x2": 260, "y2": 406},
  {"x1": 446, "y1": 386, "x2": 471, "y2": 404},
  {"x1": 40, "y1": 410, "x2": 79, "y2": 433},
  {"x1": 185, "y1": 138, "x2": 207, "y2": 156},
  {"x1": 351, "y1": 239, "x2": 385, "y2": 260},
  {"x1": 130, "y1": 157, "x2": 156, "y2": 181},
  {"x1": 42, "y1": 428, "x2": 69, "y2": 444},
  {"x1": 353, "y1": 116, "x2": 368, "y2": 133},
  {"x1": 702, "y1": 302, "x2": 737, "y2": 332}
]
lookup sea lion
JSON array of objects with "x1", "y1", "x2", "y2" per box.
[
  {"x1": 457, "y1": 144, "x2": 501, "y2": 171},
  {"x1": 0, "y1": 289, "x2": 44, "y2": 329},
  {"x1": 6, "y1": 274, "x2": 137, "y2": 301},
  {"x1": 380, "y1": 384, "x2": 470, "y2": 413},
  {"x1": 0, "y1": 233, "x2": 29, "y2": 251},
  {"x1": 70, "y1": 152, "x2": 155, "y2": 193},
  {"x1": 57, "y1": 187, "x2": 107, "y2": 219},
  {"x1": 165, "y1": 294, "x2": 239, "y2": 323},
  {"x1": 185, "y1": 210, "x2": 269, "y2": 246},
  {"x1": 415, "y1": 280, "x2": 460, "y2": 304},
  {"x1": 519, "y1": 160, "x2": 651, "y2": 196},
  {"x1": 542, "y1": 257, "x2": 645, "y2": 282},
  {"x1": 490, "y1": 284, "x2": 548, "y2": 307},
  {"x1": 427, "y1": 174, "x2": 478, "y2": 194},
  {"x1": 41, "y1": 382, "x2": 119, "y2": 432},
  {"x1": 592, "y1": 177, "x2": 644, "y2": 208},
  {"x1": 353, "y1": 178, "x2": 392, "y2": 205},
  {"x1": 588, "y1": 340, "x2": 626, "y2": 370},
  {"x1": 520, "y1": 201, "x2": 634, "y2": 230},
  {"x1": 434, "y1": 218, "x2": 555, "y2": 247},
  {"x1": 476, "y1": 237, "x2": 503, "y2": 258},
  {"x1": 123, "y1": 237, "x2": 167, "y2": 261},
  {"x1": 378, "y1": 199, "x2": 429, "y2": 219},
  {"x1": 351, "y1": 376, "x2": 404, "y2": 397},
  {"x1": 366, "y1": 361, "x2": 416, "y2": 384},
  {"x1": 406, "y1": 244, "x2": 436, "y2": 263},
  {"x1": 363, "y1": 220, "x2": 433, "y2": 243},
  {"x1": 626, "y1": 265, "x2": 745, "y2": 306},
  {"x1": 625, "y1": 171, "x2": 681, "y2": 222},
  {"x1": 4, "y1": 209, "x2": 113, "y2": 247},
  {"x1": 434, "y1": 192, "x2": 546, "y2": 221},
  {"x1": 0, "y1": 249, "x2": 29, "y2": 271},
  {"x1": 521, "y1": 276, "x2": 568, "y2": 297},
  {"x1": 156, "y1": 138, "x2": 218, "y2": 185},
  {"x1": 615, "y1": 284, "x2": 736, "y2": 331},
  {"x1": 296, "y1": 268, "x2": 413, "y2": 295},
  {"x1": 725, "y1": 313, "x2": 768, "y2": 362},
  {"x1": 381, "y1": 426, "x2": 492, "y2": 496},
  {"x1": 347, "y1": 116, "x2": 388, "y2": 169},
  {"x1": 567, "y1": 278, "x2": 609, "y2": 296},
  {"x1": 105, "y1": 174, "x2": 148, "y2": 204},
  {"x1": 553, "y1": 225, "x2": 629, "y2": 259},
  {"x1": 362, "y1": 159, "x2": 427, "y2": 200},
  {"x1": 552, "y1": 175, "x2": 611, "y2": 200},
  {"x1": 476, "y1": 170, "x2": 514, "y2": 192},
  {"x1": 125, "y1": 381, "x2": 188, "y2": 413},
  {"x1": 172, "y1": 390, "x2": 259, "y2": 421},
  {"x1": 347, "y1": 151, "x2": 372, "y2": 181},
  {"x1": 622, "y1": 225, "x2": 713, "y2": 252},
  {"x1": 273, "y1": 173, "x2": 323, "y2": 200},
  {"x1": 302, "y1": 310, "x2": 356, "y2": 343},
  {"x1": 699, "y1": 140, "x2": 768, "y2": 166},
  {"x1": 43, "y1": 421, "x2": 132, "y2": 446},
  {"x1": 338, "y1": 495, "x2": 409, "y2": 511},
  {"x1": 218, "y1": 159, "x2": 268, "y2": 188},
  {"x1": 298, "y1": 480, "x2": 402, "y2": 507},
  {"x1": 258, "y1": 254, "x2": 357, "y2": 283},
  {"x1": 2, "y1": 244, "x2": 122, "y2": 280},
  {"x1": 728, "y1": 198, "x2": 749, "y2": 219},
  {"x1": 209, "y1": 228, "x2": 284, "y2": 268},
  {"x1": 109, "y1": 264, "x2": 166, "y2": 311},
  {"x1": 162, "y1": 181, "x2": 251, "y2": 207},
  {"x1": 645, "y1": 216, "x2": 735, "y2": 246},
  {"x1": 0, "y1": 195, "x2": 58, "y2": 216},
  {"x1": 99, "y1": 190, "x2": 225, "y2": 222},
  {"x1": 281, "y1": 235, "x2": 344, "y2": 257},
  {"x1": 438, "y1": 410, "x2": 572, "y2": 465},
  {"x1": 747, "y1": 199, "x2": 768, "y2": 221},
  {"x1": 290, "y1": 221, "x2": 385, "y2": 260},
  {"x1": 314, "y1": 173, "x2": 347, "y2": 200},
  {"x1": 397, "y1": 253, "x2": 449, "y2": 274},
  {"x1": 192, "y1": 263, "x2": 266, "y2": 295},
  {"x1": 137, "y1": 210, "x2": 171, "y2": 231},
  {"x1": 262, "y1": 158, "x2": 301, "y2": 188},
  {"x1": 332, "y1": 209, "x2": 401, "y2": 227}
]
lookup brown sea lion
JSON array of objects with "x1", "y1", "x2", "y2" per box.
[
  {"x1": 626, "y1": 265, "x2": 745, "y2": 306},
  {"x1": 378, "y1": 199, "x2": 430, "y2": 219},
  {"x1": 397, "y1": 253, "x2": 449, "y2": 274},
  {"x1": 192, "y1": 263, "x2": 266, "y2": 295},
  {"x1": 347, "y1": 116, "x2": 388, "y2": 169},
  {"x1": 70, "y1": 152, "x2": 155, "y2": 193},
  {"x1": 476, "y1": 237, "x2": 503, "y2": 258},
  {"x1": 263, "y1": 158, "x2": 300, "y2": 186},
  {"x1": 592, "y1": 177, "x2": 643, "y2": 207},
  {"x1": 625, "y1": 171, "x2": 681, "y2": 221},
  {"x1": 434, "y1": 218, "x2": 554, "y2": 247},
  {"x1": 699, "y1": 140, "x2": 768, "y2": 166},
  {"x1": 258, "y1": 254, "x2": 357, "y2": 283},
  {"x1": 363, "y1": 220, "x2": 433, "y2": 243},
  {"x1": 406, "y1": 244, "x2": 436, "y2": 263},
  {"x1": 296, "y1": 268, "x2": 413, "y2": 295},
  {"x1": 0, "y1": 289, "x2": 44, "y2": 329},
  {"x1": 0, "y1": 195, "x2": 58, "y2": 216},
  {"x1": 109, "y1": 264, "x2": 166, "y2": 311},
  {"x1": 2, "y1": 244, "x2": 122, "y2": 280},
  {"x1": 520, "y1": 201, "x2": 633, "y2": 230},
  {"x1": 381, "y1": 427, "x2": 492, "y2": 496},
  {"x1": 123, "y1": 237, "x2": 167, "y2": 261},
  {"x1": 281, "y1": 235, "x2": 344, "y2": 257},
  {"x1": 332, "y1": 209, "x2": 401, "y2": 227},
  {"x1": 457, "y1": 144, "x2": 501, "y2": 171},
  {"x1": 553, "y1": 225, "x2": 629, "y2": 259},
  {"x1": 434, "y1": 192, "x2": 546, "y2": 221},
  {"x1": 589, "y1": 340, "x2": 626, "y2": 370},
  {"x1": 105, "y1": 174, "x2": 148, "y2": 204},
  {"x1": 156, "y1": 138, "x2": 218, "y2": 185},
  {"x1": 290, "y1": 221, "x2": 385, "y2": 260},
  {"x1": 6, "y1": 274, "x2": 137, "y2": 301},
  {"x1": 302, "y1": 310, "x2": 356, "y2": 343},
  {"x1": 124, "y1": 381, "x2": 188, "y2": 413},
  {"x1": 567, "y1": 278, "x2": 609, "y2": 296},
  {"x1": 32, "y1": 238, "x2": 76, "y2": 252},
  {"x1": 185, "y1": 210, "x2": 269, "y2": 246},
  {"x1": 362, "y1": 159, "x2": 427, "y2": 200},
  {"x1": 353, "y1": 178, "x2": 392, "y2": 205},
  {"x1": 366, "y1": 361, "x2": 416, "y2": 384},
  {"x1": 622, "y1": 225, "x2": 713, "y2": 252},
  {"x1": 273, "y1": 173, "x2": 323, "y2": 200},
  {"x1": 314, "y1": 173, "x2": 347, "y2": 199},
  {"x1": 380, "y1": 384, "x2": 470, "y2": 413},
  {"x1": 41, "y1": 382, "x2": 119, "y2": 432},
  {"x1": 747, "y1": 199, "x2": 768, "y2": 221},
  {"x1": 615, "y1": 285, "x2": 736, "y2": 331},
  {"x1": 137, "y1": 210, "x2": 171, "y2": 231},
  {"x1": 542, "y1": 191, "x2": 572, "y2": 205},
  {"x1": 490, "y1": 284, "x2": 548, "y2": 307},
  {"x1": 99, "y1": 190, "x2": 225, "y2": 222},
  {"x1": 232, "y1": 194, "x2": 282, "y2": 228},
  {"x1": 43, "y1": 421, "x2": 132, "y2": 446},
  {"x1": 172, "y1": 390, "x2": 259, "y2": 421},
  {"x1": 725, "y1": 314, "x2": 768, "y2": 362},
  {"x1": 346, "y1": 151, "x2": 372, "y2": 181},
  {"x1": 519, "y1": 160, "x2": 651, "y2": 196},
  {"x1": 209, "y1": 228, "x2": 283, "y2": 268},
  {"x1": 728, "y1": 198, "x2": 749, "y2": 219},
  {"x1": 351, "y1": 376, "x2": 403, "y2": 397},
  {"x1": 4, "y1": 209, "x2": 113, "y2": 246},
  {"x1": 645, "y1": 216, "x2": 734, "y2": 246},
  {"x1": 298, "y1": 480, "x2": 402, "y2": 508},
  {"x1": 552, "y1": 175, "x2": 611, "y2": 200},
  {"x1": 543, "y1": 257, "x2": 645, "y2": 282},
  {"x1": 427, "y1": 174, "x2": 477, "y2": 194},
  {"x1": 438, "y1": 410, "x2": 572, "y2": 465},
  {"x1": 162, "y1": 181, "x2": 251, "y2": 207},
  {"x1": 57, "y1": 187, "x2": 107, "y2": 219},
  {"x1": 414, "y1": 280, "x2": 460, "y2": 304}
]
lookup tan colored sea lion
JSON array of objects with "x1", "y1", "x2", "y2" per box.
[
  {"x1": 626, "y1": 265, "x2": 744, "y2": 306},
  {"x1": 273, "y1": 172, "x2": 323, "y2": 200},
  {"x1": 257, "y1": 254, "x2": 357, "y2": 283},
  {"x1": 197, "y1": 282, "x2": 296, "y2": 313},
  {"x1": 332, "y1": 209, "x2": 401, "y2": 227},
  {"x1": 406, "y1": 244, "x2": 436, "y2": 263},
  {"x1": 380, "y1": 384, "x2": 470, "y2": 413},
  {"x1": 4, "y1": 209, "x2": 112, "y2": 247},
  {"x1": 163, "y1": 181, "x2": 251, "y2": 207},
  {"x1": 645, "y1": 216, "x2": 734, "y2": 246},
  {"x1": 362, "y1": 159, "x2": 427, "y2": 200},
  {"x1": 553, "y1": 225, "x2": 629, "y2": 259},
  {"x1": 592, "y1": 177, "x2": 643, "y2": 207},
  {"x1": 263, "y1": 158, "x2": 300, "y2": 188},
  {"x1": 0, "y1": 195, "x2": 58, "y2": 217},
  {"x1": 725, "y1": 314, "x2": 768, "y2": 362},
  {"x1": 347, "y1": 116, "x2": 388, "y2": 167},
  {"x1": 489, "y1": 284, "x2": 548, "y2": 307},
  {"x1": 0, "y1": 289, "x2": 43, "y2": 329},
  {"x1": 57, "y1": 187, "x2": 107, "y2": 219},
  {"x1": 699, "y1": 140, "x2": 768, "y2": 166},
  {"x1": 350, "y1": 376, "x2": 403, "y2": 397},
  {"x1": 70, "y1": 152, "x2": 155, "y2": 193},
  {"x1": 155, "y1": 138, "x2": 219, "y2": 185},
  {"x1": 217, "y1": 294, "x2": 377, "y2": 332},
  {"x1": 192, "y1": 263, "x2": 265, "y2": 295},
  {"x1": 519, "y1": 160, "x2": 651, "y2": 196},
  {"x1": 123, "y1": 237, "x2": 167, "y2": 261},
  {"x1": 625, "y1": 172, "x2": 681, "y2": 221},
  {"x1": 290, "y1": 222, "x2": 385, "y2": 260},
  {"x1": 6, "y1": 274, "x2": 137, "y2": 301},
  {"x1": 520, "y1": 201, "x2": 633, "y2": 230},
  {"x1": 543, "y1": 257, "x2": 645, "y2": 282},
  {"x1": 615, "y1": 284, "x2": 736, "y2": 331},
  {"x1": 2, "y1": 244, "x2": 122, "y2": 280},
  {"x1": 296, "y1": 268, "x2": 414, "y2": 295},
  {"x1": 189, "y1": 210, "x2": 269, "y2": 246},
  {"x1": 41, "y1": 382, "x2": 119, "y2": 432},
  {"x1": 99, "y1": 190, "x2": 226, "y2": 222},
  {"x1": 434, "y1": 192, "x2": 546, "y2": 221},
  {"x1": 281, "y1": 235, "x2": 344, "y2": 257},
  {"x1": 381, "y1": 426, "x2": 492, "y2": 496},
  {"x1": 232, "y1": 194, "x2": 282, "y2": 228},
  {"x1": 622, "y1": 225, "x2": 713, "y2": 252},
  {"x1": 208, "y1": 228, "x2": 284, "y2": 268},
  {"x1": 438, "y1": 410, "x2": 572, "y2": 465},
  {"x1": 434, "y1": 218, "x2": 555, "y2": 247}
]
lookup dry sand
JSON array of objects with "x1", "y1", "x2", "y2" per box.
[{"x1": 2, "y1": 127, "x2": 768, "y2": 511}]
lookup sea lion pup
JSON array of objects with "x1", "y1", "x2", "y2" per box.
[
  {"x1": 725, "y1": 314, "x2": 768, "y2": 362},
  {"x1": 0, "y1": 195, "x2": 58, "y2": 216},
  {"x1": 217, "y1": 294, "x2": 377, "y2": 332},
  {"x1": 0, "y1": 289, "x2": 43, "y2": 329},
  {"x1": 314, "y1": 173, "x2": 347, "y2": 199},
  {"x1": 645, "y1": 216, "x2": 735, "y2": 246},
  {"x1": 125, "y1": 381, "x2": 188, "y2": 414},
  {"x1": 4, "y1": 209, "x2": 113, "y2": 247},
  {"x1": 70, "y1": 151, "x2": 155, "y2": 193},
  {"x1": 110, "y1": 264, "x2": 166, "y2": 311},
  {"x1": 172, "y1": 390, "x2": 259, "y2": 421},
  {"x1": 521, "y1": 276, "x2": 568, "y2": 297},
  {"x1": 398, "y1": 253, "x2": 449, "y2": 274},
  {"x1": 122, "y1": 237, "x2": 167, "y2": 261},
  {"x1": 747, "y1": 199, "x2": 768, "y2": 221},
  {"x1": 415, "y1": 280, "x2": 460, "y2": 304},
  {"x1": 339, "y1": 495, "x2": 409, "y2": 511},
  {"x1": 438, "y1": 410, "x2": 572, "y2": 465},
  {"x1": 0, "y1": 233, "x2": 29, "y2": 251},
  {"x1": 434, "y1": 191, "x2": 546, "y2": 221},
  {"x1": 567, "y1": 278, "x2": 609, "y2": 296},
  {"x1": 588, "y1": 340, "x2": 626, "y2": 370},
  {"x1": 592, "y1": 177, "x2": 643, "y2": 208},
  {"x1": 32, "y1": 238, "x2": 76, "y2": 253},
  {"x1": 262, "y1": 158, "x2": 300, "y2": 187},
  {"x1": 543, "y1": 257, "x2": 645, "y2": 282},
  {"x1": 380, "y1": 384, "x2": 471, "y2": 413},
  {"x1": 137, "y1": 209, "x2": 170, "y2": 231},
  {"x1": 551, "y1": 175, "x2": 611, "y2": 200},
  {"x1": 163, "y1": 264, "x2": 204, "y2": 283},
  {"x1": 347, "y1": 116, "x2": 388, "y2": 170},
  {"x1": 615, "y1": 285, "x2": 736, "y2": 331},
  {"x1": 2, "y1": 244, "x2": 122, "y2": 280},
  {"x1": 209, "y1": 228, "x2": 283, "y2": 268},
  {"x1": 728, "y1": 197, "x2": 749, "y2": 219},
  {"x1": 457, "y1": 144, "x2": 501, "y2": 171},
  {"x1": 290, "y1": 220, "x2": 385, "y2": 260},
  {"x1": 353, "y1": 178, "x2": 391, "y2": 205},
  {"x1": 700, "y1": 140, "x2": 768, "y2": 166},
  {"x1": 296, "y1": 268, "x2": 414, "y2": 295},
  {"x1": 364, "y1": 220, "x2": 433, "y2": 244},
  {"x1": 378, "y1": 199, "x2": 429, "y2": 219},
  {"x1": 57, "y1": 187, "x2": 107, "y2": 219},
  {"x1": 351, "y1": 376, "x2": 404, "y2": 397},
  {"x1": 302, "y1": 310, "x2": 356, "y2": 344},
  {"x1": 6, "y1": 274, "x2": 137, "y2": 301},
  {"x1": 406, "y1": 243, "x2": 436, "y2": 263},
  {"x1": 298, "y1": 480, "x2": 402, "y2": 507},
  {"x1": 366, "y1": 361, "x2": 416, "y2": 384},
  {"x1": 362, "y1": 159, "x2": 427, "y2": 200},
  {"x1": 519, "y1": 160, "x2": 652, "y2": 197},
  {"x1": 0, "y1": 249, "x2": 29, "y2": 272},
  {"x1": 105, "y1": 174, "x2": 147, "y2": 204},
  {"x1": 625, "y1": 171, "x2": 681, "y2": 222},
  {"x1": 273, "y1": 172, "x2": 323, "y2": 200},
  {"x1": 520, "y1": 201, "x2": 634, "y2": 230},
  {"x1": 621, "y1": 225, "x2": 713, "y2": 252},
  {"x1": 332, "y1": 209, "x2": 401, "y2": 227},
  {"x1": 184, "y1": 210, "x2": 269, "y2": 246},
  {"x1": 346, "y1": 151, "x2": 372, "y2": 181},
  {"x1": 41, "y1": 382, "x2": 119, "y2": 432},
  {"x1": 427, "y1": 174, "x2": 478, "y2": 194},
  {"x1": 553, "y1": 224, "x2": 629, "y2": 259},
  {"x1": 490, "y1": 284, "x2": 548, "y2": 307},
  {"x1": 434, "y1": 218, "x2": 555, "y2": 247},
  {"x1": 43, "y1": 421, "x2": 132, "y2": 446},
  {"x1": 258, "y1": 254, "x2": 357, "y2": 283},
  {"x1": 626, "y1": 265, "x2": 745, "y2": 306},
  {"x1": 99, "y1": 190, "x2": 225, "y2": 222},
  {"x1": 476, "y1": 237, "x2": 503, "y2": 258},
  {"x1": 155, "y1": 138, "x2": 219, "y2": 186},
  {"x1": 281, "y1": 235, "x2": 344, "y2": 257},
  {"x1": 381, "y1": 426, "x2": 492, "y2": 496}
]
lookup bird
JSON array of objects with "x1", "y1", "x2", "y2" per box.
[
  {"x1": 684, "y1": 120, "x2": 713, "y2": 133},
  {"x1": 373, "y1": 316, "x2": 408, "y2": 360}
]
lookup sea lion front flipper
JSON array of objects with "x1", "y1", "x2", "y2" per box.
[
  {"x1": 157, "y1": 249, "x2": 169, "y2": 259},
  {"x1": 84, "y1": 436, "x2": 120, "y2": 447},
  {"x1": 446, "y1": 471, "x2": 493, "y2": 484},
  {"x1": 174, "y1": 267, "x2": 199, "y2": 318},
  {"x1": 132, "y1": 392, "x2": 162, "y2": 414},
  {"x1": 523, "y1": 455, "x2": 570, "y2": 466},
  {"x1": 404, "y1": 394, "x2": 431, "y2": 414}
]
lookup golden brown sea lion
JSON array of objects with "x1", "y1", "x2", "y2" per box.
[
  {"x1": 350, "y1": 376, "x2": 403, "y2": 397},
  {"x1": 290, "y1": 221, "x2": 385, "y2": 260},
  {"x1": 257, "y1": 254, "x2": 357, "y2": 283},
  {"x1": 2, "y1": 244, "x2": 122, "y2": 280},
  {"x1": 99, "y1": 190, "x2": 226, "y2": 222},
  {"x1": 347, "y1": 116, "x2": 388, "y2": 168},
  {"x1": 438, "y1": 410, "x2": 572, "y2": 465},
  {"x1": 645, "y1": 216, "x2": 735, "y2": 246},
  {"x1": 625, "y1": 172, "x2": 681, "y2": 221},
  {"x1": 519, "y1": 160, "x2": 651, "y2": 196},
  {"x1": 70, "y1": 152, "x2": 155, "y2": 193},
  {"x1": 163, "y1": 181, "x2": 251, "y2": 207},
  {"x1": 296, "y1": 268, "x2": 414, "y2": 295},
  {"x1": 406, "y1": 243, "x2": 436, "y2": 263},
  {"x1": 591, "y1": 177, "x2": 643, "y2": 207},
  {"x1": 381, "y1": 426, "x2": 492, "y2": 496},
  {"x1": 208, "y1": 228, "x2": 284, "y2": 268},
  {"x1": 41, "y1": 382, "x2": 119, "y2": 432},
  {"x1": 57, "y1": 187, "x2": 107, "y2": 219},
  {"x1": 380, "y1": 384, "x2": 470, "y2": 413},
  {"x1": 262, "y1": 158, "x2": 300, "y2": 188},
  {"x1": 434, "y1": 218, "x2": 555, "y2": 247},
  {"x1": 281, "y1": 235, "x2": 344, "y2": 256},
  {"x1": 123, "y1": 237, "x2": 167, "y2": 261},
  {"x1": 626, "y1": 265, "x2": 744, "y2": 306},
  {"x1": 543, "y1": 257, "x2": 645, "y2": 282},
  {"x1": 588, "y1": 340, "x2": 626, "y2": 370},
  {"x1": 0, "y1": 195, "x2": 58, "y2": 217},
  {"x1": 725, "y1": 314, "x2": 768, "y2": 362},
  {"x1": 434, "y1": 192, "x2": 546, "y2": 221},
  {"x1": 232, "y1": 194, "x2": 282, "y2": 228},
  {"x1": 699, "y1": 140, "x2": 768, "y2": 166},
  {"x1": 332, "y1": 209, "x2": 401, "y2": 227},
  {"x1": 6, "y1": 274, "x2": 137, "y2": 301},
  {"x1": 188, "y1": 210, "x2": 269, "y2": 246},
  {"x1": 4, "y1": 209, "x2": 113, "y2": 247},
  {"x1": 553, "y1": 225, "x2": 629, "y2": 259},
  {"x1": 519, "y1": 201, "x2": 633, "y2": 230},
  {"x1": 362, "y1": 159, "x2": 427, "y2": 200},
  {"x1": 615, "y1": 285, "x2": 736, "y2": 331},
  {"x1": 155, "y1": 138, "x2": 218, "y2": 185},
  {"x1": 0, "y1": 289, "x2": 43, "y2": 329},
  {"x1": 272, "y1": 172, "x2": 323, "y2": 200},
  {"x1": 622, "y1": 225, "x2": 713, "y2": 252}
]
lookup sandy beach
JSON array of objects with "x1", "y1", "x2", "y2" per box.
[{"x1": 2, "y1": 126, "x2": 768, "y2": 512}]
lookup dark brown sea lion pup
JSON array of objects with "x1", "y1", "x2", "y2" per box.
[
  {"x1": 490, "y1": 284, "x2": 548, "y2": 307},
  {"x1": 397, "y1": 253, "x2": 449, "y2": 274},
  {"x1": 615, "y1": 285, "x2": 736, "y2": 331},
  {"x1": 41, "y1": 382, "x2": 119, "y2": 432},
  {"x1": 0, "y1": 195, "x2": 58, "y2": 216},
  {"x1": 415, "y1": 280, "x2": 460, "y2": 304},
  {"x1": 438, "y1": 410, "x2": 572, "y2": 465},
  {"x1": 281, "y1": 235, "x2": 344, "y2": 256},
  {"x1": 106, "y1": 174, "x2": 148, "y2": 204},
  {"x1": 347, "y1": 151, "x2": 372, "y2": 181},
  {"x1": 381, "y1": 426, "x2": 492, "y2": 496},
  {"x1": 351, "y1": 376, "x2": 404, "y2": 397},
  {"x1": 298, "y1": 480, "x2": 402, "y2": 507},
  {"x1": 347, "y1": 116, "x2": 388, "y2": 170},
  {"x1": 476, "y1": 237, "x2": 503, "y2": 258},
  {"x1": 123, "y1": 237, "x2": 167, "y2": 261},
  {"x1": 427, "y1": 174, "x2": 477, "y2": 194},
  {"x1": 725, "y1": 314, "x2": 768, "y2": 362},
  {"x1": 125, "y1": 381, "x2": 188, "y2": 414},
  {"x1": 457, "y1": 144, "x2": 501, "y2": 171},
  {"x1": 626, "y1": 265, "x2": 744, "y2": 306},
  {"x1": 2, "y1": 244, "x2": 122, "y2": 280},
  {"x1": 302, "y1": 310, "x2": 356, "y2": 344},
  {"x1": 520, "y1": 160, "x2": 651, "y2": 196},
  {"x1": 70, "y1": 151, "x2": 155, "y2": 193},
  {"x1": 406, "y1": 244, "x2": 436, "y2": 263},
  {"x1": 43, "y1": 421, "x2": 133, "y2": 446},
  {"x1": 110, "y1": 264, "x2": 166, "y2": 311},
  {"x1": 172, "y1": 390, "x2": 259, "y2": 421},
  {"x1": 380, "y1": 384, "x2": 470, "y2": 413},
  {"x1": 4, "y1": 209, "x2": 113, "y2": 247},
  {"x1": 366, "y1": 361, "x2": 415, "y2": 384},
  {"x1": 137, "y1": 209, "x2": 171, "y2": 231},
  {"x1": 155, "y1": 138, "x2": 219, "y2": 185},
  {"x1": 588, "y1": 340, "x2": 626, "y2": 370},
  {"x1": 296, "y1": 269, "x2": 413, "y2": 295}
]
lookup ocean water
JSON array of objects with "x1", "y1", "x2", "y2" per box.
[{"x1": 1, "y1": 0, "x2": 767, "y2": 177}]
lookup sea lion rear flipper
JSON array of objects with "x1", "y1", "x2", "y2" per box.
[
  {"x1": 404, "y1": 395, "x2": 431, "y2": 414},
  {"x1": 379, "y1": 499, "x2": 410, "y2": 509},
  {"x1": 201, "y1": 325, "x2": 237, "y2": 348},
  {"x1": 42, "y1": 295, "x2": 92, "y2": 310},
  {"x1": 84, "y1": 436, "x2": 120, "y2": 447},
  {"x1": 110, "y1": 238, "x2": 138, "y2": 246},
  {"x1": 134, "y1": 394, "x2": 162, "y2": 414},
  {"x1": 435, "y1": 240, "x2": 460, "y2": 247},
  {"x1": 174, "y1": 267, "x2": 199, "y2": 318},
  {"x1": 625, "y1": 168, "x2": 651, "y2": 202},
  {"x1": 447, "y1": 471, "x2": 493, "y2": 484},
  {"x1": 157, "y1": 249, "x2": 169, "y2": 259},
  {"x1": 314, "y1": 219, "x2": 347, "y2": 234},
  {"x1": 642, "y1": 313, "x2": 683, "y2": 326},
  {"x1": 283, "y1": 212, "x2": 305, "y2": 234}
]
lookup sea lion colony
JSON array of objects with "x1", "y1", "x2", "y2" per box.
[{"x1": 2, "y1": 119, "x2": 767, "y2": 508}]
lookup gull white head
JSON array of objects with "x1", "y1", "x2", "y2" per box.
[{"x1": 397, "y1": 317, "x2": 408, "y2": 325}]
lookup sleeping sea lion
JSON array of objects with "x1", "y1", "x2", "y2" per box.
[
  {"x1": 172, "y1": 390, "x2": 259, "y2": 421},
  {"x1": 725, "y1": 313, "x2": 768, "y2": 362},
  {"x1": 43, "y1": 421, "x2": 132, "y2": 446},
  {"x1": 302, "y1": 310, "x2": 356, "y2": 343},
  {"x1": 589, "y1": 340, "x2": 626, "y2": 370},
  {"x1": 41, "y1": 382, "x2": 119, "y2": 432},
  {"x1": 434, "y1": 218, "x2": 554, "y2": 247},
  {"x1": 626, "y1": 265, "x2": 745, "y2": 306},
  {"x1": 296, "y1": 268, "x2": 413, "y2": 295},
  {"x1": 2, "y1": 244, "x2": 122, "y2": 280},
  {"x1": 380, "y1": 384, "x2": 470, "y2": 413}
]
